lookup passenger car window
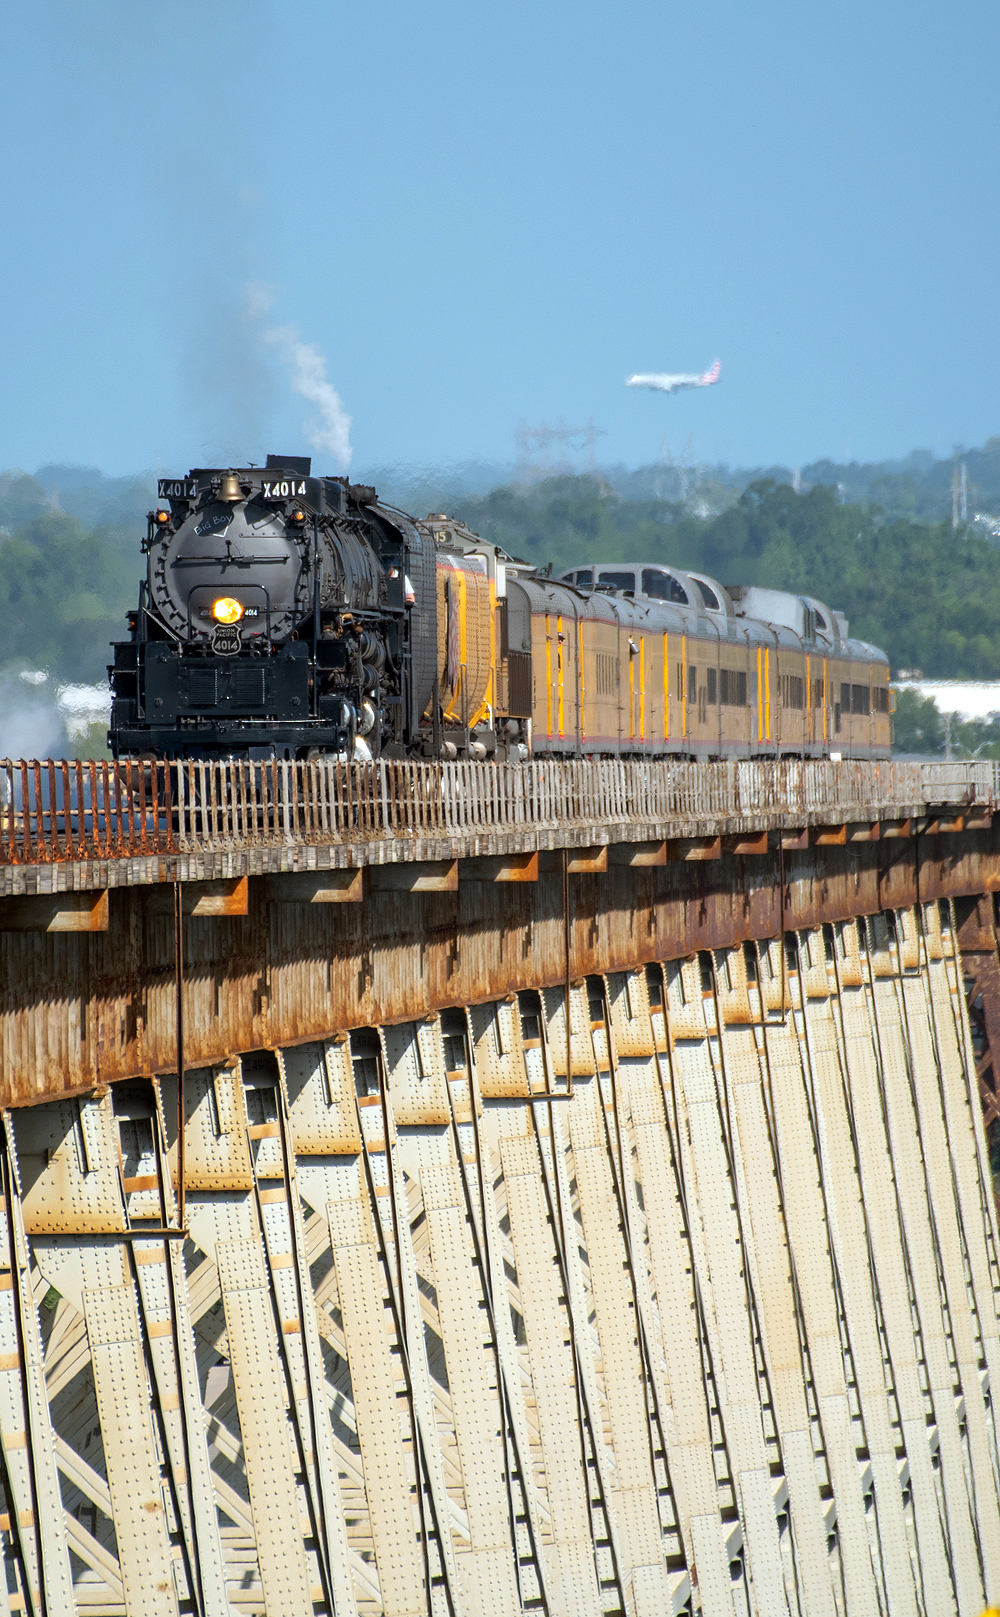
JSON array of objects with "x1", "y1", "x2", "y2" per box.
[
  {"x1": 693, "y1": 579, "x2": 720, "y2": 611},
  {"x1": 641, "y1": 568, "x2": 688, "y2": 604},
  {"x1": 599, "y1": 571, "x2": 636, "y2": 591},
  {"x1": 576, "y1": 569, "x2": 593, "y2": 585}
]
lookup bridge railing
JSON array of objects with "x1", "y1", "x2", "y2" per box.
[{"x1": 0, "y1": 756, "x2": 994, "y2": 865}]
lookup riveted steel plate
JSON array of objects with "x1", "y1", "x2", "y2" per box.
[
  {"x1": 468, "y1": 999, "x2": 530, "y2": 1097},
  {"x1": 13, "y1": 1095, "x2": 124, "y2": 1235},
  {"x1": 282, "y1": 1039, "x2": 362, "y2": 1153},
  {"x1": 160, "y1": 1066, "x2": 254, "y2": 1191}
]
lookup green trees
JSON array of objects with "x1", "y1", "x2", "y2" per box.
[
  {"x1": 890, "y1": 689, "x2": 945, "y2": 754},
  {"x1": 0, "y1": 473, "x2": 140, "y2": 684},
  {"x1": 890, "y1": 689, "x2": 1000, "y2": 759},
  {"x1": 456, "y1": 476, "x2": 1000, "y2": 681}
]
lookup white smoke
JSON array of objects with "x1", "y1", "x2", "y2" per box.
[
  {"x1": 265, "y1": 326, "x2": 353, "y2": 472},
  {"x1": 0, "y1": 671, "x2": 69, "y2": 761},
  {"x1": 243, "y1": 285, "x2": 352, "y2": 472}
]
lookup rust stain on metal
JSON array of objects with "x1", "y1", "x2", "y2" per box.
[
  {"x1": 1, "y1": 825, "x2": 999, "y2": 1107},
  {"x1": 143, "y1": 876, "x2": 249, "y2": 917},
  {"x1": 0, "y1": 890, "x2": 109, "y2": 932}
]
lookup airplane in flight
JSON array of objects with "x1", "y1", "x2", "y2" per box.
[{"x1": 625, "y1": 359, "x2": 721, "y2": 394}]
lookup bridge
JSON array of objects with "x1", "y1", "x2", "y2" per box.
[{"x1": 0, "y1": 756, "x2": 997, "y2": 1617}]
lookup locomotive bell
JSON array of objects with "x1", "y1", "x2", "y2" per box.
[{"x1": 218, "y1": 472, "x2": 243, "y2": 502}]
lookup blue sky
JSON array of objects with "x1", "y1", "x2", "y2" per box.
[{"x1": 1, "y1": 0, "x2": 998, "y2": 478}]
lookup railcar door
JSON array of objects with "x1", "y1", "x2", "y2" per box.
[
  {"x1": 834, "y1": 667, "x2": 847, "y2": 751},
  {"x1": 643, "y1": 623, "x2": 671, "y2": 752},
  {"x1": 808, "y1": 656, "x2": 828, "y2": 753},
  {"x1": 719, "y1": 637, "x2": 750, "y2": 755},
  {"x1": 543, "y1": 609, "x2": 563, "y2": 747},
  {"x1": 777, "y1": 648, "x2": 807, "y2": 755},
  {"x1": 584, "y1": 609, "x2": 620, "y2": 754},
  {"x1": 638, "y1": 632, "x2": 646, "y2": 746},
  {"x1": 672, "y1": 634, "x2": 688, "y2": 751},
  {"x1": 626, "y1": 628, "x2": 646, "y2": 748},
  {"x1": 626, "y1": 625, "x2": 636, "y2": 746},
  {"x1": 658, "y1": 630, "x2": 670, "y2": 748},
  {"x1": 503, "y1": 581, "x2": 533, "y2": 728},
  {"x1": 872, "y1": 666, "x2": 891, "y2": 753}
]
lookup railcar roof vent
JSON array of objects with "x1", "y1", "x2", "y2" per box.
[{"x1": 725, "y1": 585, "x2": 810, "y2": 637}]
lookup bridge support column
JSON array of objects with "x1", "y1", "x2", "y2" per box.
[{"x1": 0, "y1": 895, "x2": 998, "y2": 1613}]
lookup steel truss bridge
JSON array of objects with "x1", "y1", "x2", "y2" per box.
[{"x1": 0, "y1": 757, "x2": 996, "y2": 1617}]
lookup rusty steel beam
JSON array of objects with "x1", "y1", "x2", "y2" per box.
[
  {"x1": 812, "y1": 823, "x2": 847, "y2": 846},
  {"x1": 462, "y1": 853, "x2": 539, "y2": 883},
  {"x1": 926, "y1": 809, "x2": 965, "y2": 835},
  {"x1": 609, "y1": 840, "x2": 668, "y2": 867},
  {"x1": 669, "y1": 835, "x2": 721, "y2": 861},
  {"x1": 561, "y1": 846, "x2": 609, "y2": 874},
  {"x1": 780, "y1": 827, "x2": 809, "y2": 850},
  {"x1": 0, "y1": 828, "x2": 998, "y2": 1108},
  {"x1": 369, "y1": 859, "x2": 459, "y2": 893},
  {"x1": 724, "y1": 830, "x2": 768, "y2": 857},
  {"x1": 143, "y1": 875, "x2": 248, "y2": 917},
  {"x1": 0, "y1": 890, "x2": 109, "y2": 932},
  {"x1": 882, "y1": 818, "x2": 912, "y2": 838},
  {"x1": 954, "y1": 894, "x2": 1000, "y2": 1220},
  {"x1": 264, "y1": 869, "x2": 364, "y2": 904},
  {"x1": 4, "y1": 920, "x2": 999, "y2": 1615}
]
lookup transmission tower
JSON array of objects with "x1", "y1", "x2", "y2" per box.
[
  {"x1": 514, "y1": 417, "x2": 607, "y2": 481},
  {"x1": 952, "y1": 460, "x2": 968, "y2": 529}
]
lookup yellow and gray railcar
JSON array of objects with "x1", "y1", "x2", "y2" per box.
[
  {"x1": 395, "y1": 514, "x2": 891, "y2": 762},
  {"x1": 501, "y1": 561, "x2": 890, "y2": 759},
  {"x1": 420, "y1": 514, "x2": 503, "y2": 758}
]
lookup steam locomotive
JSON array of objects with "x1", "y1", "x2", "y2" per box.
[{"x1": 108, "y1": 455, "x2": 892, "y2": 762}]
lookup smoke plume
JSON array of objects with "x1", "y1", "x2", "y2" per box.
[
  {"x1": 242, "y1": 284, "x2": 352, "y2": 472},
  {"x1": 265, "y1": 325, "x2": 353, "y2": 472},
  {"x1": 0, "y1": 671, "x2": 69, "y2": 761},
  {"x1": 182, "y1": 277, "x2": 279, "y2": 464}
]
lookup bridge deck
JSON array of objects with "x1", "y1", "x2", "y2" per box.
[{"x1": 0, "y1": 756, "x2": 993, "y2": 894}]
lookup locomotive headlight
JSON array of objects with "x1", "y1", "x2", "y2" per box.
[{"x1": 212, "y1": 596, "x2": 243, "y2": 624}]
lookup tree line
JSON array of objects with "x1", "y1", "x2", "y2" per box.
[{"x1": 454, "y1": 475, "x2": 1000, "y2": 683}]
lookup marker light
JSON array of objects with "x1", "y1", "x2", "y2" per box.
[
  {"x1": 212, "y1": 597, "x2": 243, "y2": 624},
  {"x1": 155, "y1": 509, "x2": 170, "y2": 524},
  {"x1": 291, "y1": 509, "x2": 306, "y2": 524}
]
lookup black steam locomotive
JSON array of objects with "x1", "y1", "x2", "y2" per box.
[{"x1": 109, "y1": 456, "x2": 438, "y2": 761}]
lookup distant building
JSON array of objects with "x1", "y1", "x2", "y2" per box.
[{"x1": 892, "y1": 679, "x2": 1000, "y2": 720}]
